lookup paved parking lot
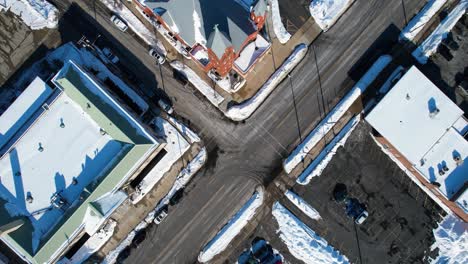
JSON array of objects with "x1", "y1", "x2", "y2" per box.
[
  {"x1": 278, "y1": 0, "x2": 310, "y2": 35},
  {"x1": 419, "y1": 13, "x2": 468, "y2": 113},
  {"x1": 290, "y1": 122, "x2": 445, "y2": 264}
]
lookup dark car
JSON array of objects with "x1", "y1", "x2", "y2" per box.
[
  {"x1": 251, "y1": 238, "x2": 273, "y2": 262},
  {"x1": 169, "y1": 188, "x2": 184, "y2": 206},
  {"x1": 345, "y1": 198, "x2": 368, "y2": 224},
  {"x1": 116, "y1": 247, "x2": 131, "y2": 263},
  {"x1": 173, "y1": 69, "x2": 188, "y2": 86},
  {"x1": 131, "y1": 230, "x2": 146, "y2": 248},
  {"x1": 333, "y1": 183, "x2": 348, "y2": 203}
]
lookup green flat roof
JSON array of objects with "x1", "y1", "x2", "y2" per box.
[{"x1": 2, "y1": 61, "x2": 158, "y2": 264}]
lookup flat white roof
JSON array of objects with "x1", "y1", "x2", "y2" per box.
[
  {"x1": 0, "y1": 77, "x2": 53, "y2": 151},
  {"x1": 456, "y1": 188, "x2": 468, "y2": 214},
  {"x1": 366, "y1": 66, "x2": 467, "y2": 200},
  {"x1": 0, "y1": 80, "x2": 124, "y2": 235},
  {"x1": 366, "y1": 66, "x2": 464, "y2": 166}
]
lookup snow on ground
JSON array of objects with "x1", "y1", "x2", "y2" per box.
[
  {"x1": 309, "y1": 0, "x2": 354, "y2": 31},
  {"x1": 234, "y1": 34, "x2": 271, "y2": 74},
  {"x1": 150, "y1": 147, "x2": 207, "y2": 216},
  {"x1": 271, "y1": 0, "x2": 291, "y2": 44},
  {"x1": 284, "y1": 190, "x2": 321, "y2": 220},
  {"x1": 429, "y1": 214, "x2": 468, "y2": 264},
  {"x1": 131, "y1": 117, "x2": 190, "y2": 204},
  {"x1": 283, "y1": 55, "x2": 392, "y2": 173},
  {"x1": 412, "y1": 0, "x2": 468, "y2": 64},
  {"x1": 170, "y1": 61, "x2": 225, "y2": 107},
  {"x1": 46, "y1": 43, "x2": 149, "y2": 113},
  {"x1": 297, "y1": 115, "x2": 360, "y2": 185},
  {"x1": 0, "y1": 0, "x2": 58, "y2": 30},
  {"x1": 166, "y1": 116, "x2": 201, "y2": 144},
  {"x1": 272, "y1": 202, "x2": 349, "y2": 264},
  {"x1": 198, "y1": 188, "x2": 264, "y2": 263},
  {"x1": 399, "y1": 0, "x2": 447, "y2": 42},
  {"x1": 67, "y1": 220, "x2": 117, "y2": 264},
  {"x1": 226, "y1": 44, "x2": 308, "y2": 121},
  {"x1": 99, "y1": 0, "x2": 166, "y2": 54}
]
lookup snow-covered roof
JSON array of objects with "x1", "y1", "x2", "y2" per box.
[
  {"x1": 366, "y1": 66, "x2": 468, "y2": 200},
  {"x1": 0, "y1": 61, "x2": 160, "y2": 263}
]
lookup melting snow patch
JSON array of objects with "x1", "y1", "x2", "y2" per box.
[
  {"x1": 284, "y1": 190, "x2": 321, "y2": 220},
  {"x1": 399, "y1": 0, "x2": 448, "y2": 42},
  {"x1": 412, "y1": 0, "x2": 468, "y2": 64},
  {"x1": 198, "y1": 188, "x2": 264, "y2": 263},
  {"x1": 297, "y1": 115, "x2": 360, "y2": 185},
  {"x1": 272, "y1": 202, "x2": 349, "y2": 264},
  {"x1": 429, "y1": 214, "x2": 468, "y2": 264},
  {"x1": 271, "y1": 0, "x2": 291, "y2": 44},
  {"x1": 170, "y1": 61, "x2": 225, "y2": 107},
  {"x1": 226, "y1": 44, "x2": 308, "y2": 121},
  {"x1": 309, "y1": 0, "x2": 354, "y2": 31},
  {"x1": 283, "y1": 55, "x2": 392, "y2": 174},
  {"x1": 0, "y1": 0, "x2": 58, "y2": 30}
]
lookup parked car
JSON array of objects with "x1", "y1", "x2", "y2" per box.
[
  {"x1": 116, "y1": 246, "x2": 131, "y2": 263},
  {"x1": 333, "y1": 183, "x2": 348, "y2": 203},
  {"x1": 157, "y1": 98, "x2": 174, "y2": 114},
  {"x1": 131, "y1": 230, "x2": 146, "y2": 248},
  {"x1": 149, "y1": 48, "x2": 166, "y2": 64},
  {"x1": 172, "y1": 69, "x2": 188, "y2": 86},
  {"x1": 102, "y1": 47, "x2": 119, "y2": 64},
  {"x1": 251, "y1": 238, "x2": 273, "y2": 263},
  {"x1": 154, "y1": 206, "x2": 168, "y2": 225},
  {"x1": 169, "y1": 189, "x2": 184, "y2": 206},
  {"x1": 111, "y1": 15, "x2": 128, "y2": 32},
  {"x1": 345, "y1": 198, "x2": 368, "y2": 225}
]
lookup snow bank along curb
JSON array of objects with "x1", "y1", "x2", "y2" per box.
[
  {"x1": 150, "y1": 147, "x2": 207, "y2": 215},
  {"x1": 99, "y1": 0, "x2": 166, "y2": 54},
  {"x1": 271, "y1": 0, "x2": 291, "y2": 44},
  {"x1": 102, "y1": 149, "x2": 207, "y2": 264},
  {"x1": 198, "y1": 187, "x2": 265, "y2": 263},
  {"x1": 166, "y1": 116, "x2": 201, "y2": 144},
  {"x1": 412, "y1": 0, "x2": 468, "y2": 64},
  {"x1": 170, "y1": 61, "x2": 225, "y2": 107},
  {"x1": 225, "y1": 44, "x2": 308, "y2": 121},
  {"x1": 309, "y1": 0, "x2": 354, "y2": 31},
  {"x1": 429, "y1": 214, "x2": 468, "y2": 264},
  {"x1": 0, "y1": 0, "x2": 58, "y2": 30},
  {"x1": 297, "y1": 115, "x2": 360, "y2": 185},
  {"x1": 369, "y1": 134, "x2": 451, "y2": 213},
  {"x1": 272, "y1": 202, "x2": 350, "y2": 264},
  {"x1": 283, "y1": 55, "x2": 392, "y2": 174},
  {"x1": 399, "y1": 0, "x2": 448, "y2": 42},
  {"x1": 284, "y1": 190, "x2": 321, "y2": 220}
]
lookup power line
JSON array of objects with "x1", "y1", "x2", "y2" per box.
[{"x1": 353, "y1": 222, "x2": 364, "y2": 264}]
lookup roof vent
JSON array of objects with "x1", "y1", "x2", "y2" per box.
[
  {"x1": 26, "y1": 192, "x2": 33, "y2": 203},
  {"x1": 429, "y1": 108, "x2": 440, "y2": 118}
]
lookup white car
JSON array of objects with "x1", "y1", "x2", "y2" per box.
[
  {"x1": 110, "y1": 15, "x2": 128, "y2": 32},
  {"x1": 154, "y1": 207, "x2": 168, "y2": 224},
  {"x1": 158, "y1": 99, "x2": 174, "y2": 114},
  {"x1": 102, "y1": 47, "x2": 119, "y2": 64},
  {"x1": 149, "y1": 48, "x2": 166, "y2": 64},
  {"x1": 355, "y1": 210, "x2": 369, "y2": 225}
]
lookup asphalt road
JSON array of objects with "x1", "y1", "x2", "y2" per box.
[{"x1": 40, "y1": 0, "x2": 426, "y2": 263}]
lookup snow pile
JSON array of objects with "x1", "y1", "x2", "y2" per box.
[
  {"x1": 166, "y1": 116, "x2": 201, "y2": 144},
  {"x1": 430, "y1": 214, "x2": 468, "y2": 264},
  {"x1": 102, "y1": 221, "x2": 148, "y2": 264},
  {"x1": 0, "y1": 0, "x2": 58, "y2": 30},
  {"x1": 297, "y1": 115, "x2": 360, "y2": 185},
  {"x1": 284, "y1": 190, "x2": 321, "y2": 220},
  {"x1": 272, "y1": 202, "x2": 349, "y2": 264},
  {"x1": 412, "y1": 0, "x2": 468, "y2": 64},
  {"x1": 226, "y1": 44, "x2": 308, "y2": 121},
  {"x1": 48, "y1": 43, "x2": 149, "y2": 113},
  {"x1": 198, "y1": 188, "x2": 264, "y2": 263},
  {"x1": 131, "y1": 117, "x2": 190, "y2": 204},
  {"x1": 399, "y1": 0, "x2": 447, "y2": 42},
  {"x1": 99, "y1": 0, "x2": 166, "y2": 54},
  {"x1": 271, "y1": 0, "x2": 291, "y2": 44},
  {"x1": 283, "y1": 55, "x2": 392, "y2": 173},
  {"x1": 150, "y1": 148, "x2": 207, "y2": 216},
  {"x1": 68, "y1": 220, "x2": 116, "y2": 263},
  {"x1": 309, "y1": 0, "x2": 354, "y2": 31},
  {"x1": 170, "y1": 61, "x2": 225, "y2": 107}
]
